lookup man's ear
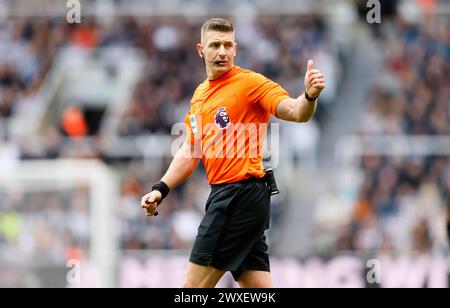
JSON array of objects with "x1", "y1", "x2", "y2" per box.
[
  {"x1": 233, "y1": 42, "x2": 238, "y2": 57},
  {"x1": 196, "y1": 43, "x2": 203, "y2": 58}
]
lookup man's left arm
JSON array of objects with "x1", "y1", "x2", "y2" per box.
[{"x1": 275, "y1": 59, "x2": 325, "y2": 123}]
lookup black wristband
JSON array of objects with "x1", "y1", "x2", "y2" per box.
[
  {"x1": 152, "y1": 181, "x2": 170, "y2": 200},
  {"x1": 304, "y1": 91, "x2": 319, "y2": 102}
]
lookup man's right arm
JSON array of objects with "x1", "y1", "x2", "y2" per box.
[{"x1": 141, "y1": 142, "x2": 200, "y2": 216}]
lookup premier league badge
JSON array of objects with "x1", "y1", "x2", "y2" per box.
[{"x1": 214, "y1": 107, "x2": 231, "y2": 129}]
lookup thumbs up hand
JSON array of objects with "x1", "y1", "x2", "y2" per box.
[{"x1": 304, "y1": 59, "x2": 325, "y2": 100}]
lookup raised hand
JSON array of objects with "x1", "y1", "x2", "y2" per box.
[{"x1": 304, "y1": 59, "x2": 325, "y2": 99}]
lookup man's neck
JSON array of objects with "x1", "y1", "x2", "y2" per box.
[{"x1": 207, "y1": 65, "x2": 234, "y2": 81}]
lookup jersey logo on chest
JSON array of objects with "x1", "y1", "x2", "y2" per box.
[{"x1": 214, "y1": 107, "x2": 231, "y2": 129}]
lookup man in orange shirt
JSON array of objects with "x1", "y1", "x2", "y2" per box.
[{"x1": 141, "y1": 18, "x2": 325, "y2": 288}]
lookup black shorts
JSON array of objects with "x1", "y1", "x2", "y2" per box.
[{"x1": 189, "y1": 177, "x2": 271, "y2": 281}]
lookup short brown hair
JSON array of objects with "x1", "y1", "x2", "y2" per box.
[{"x1": 201, "y1": 18, "x2": 234, "y2": 43}]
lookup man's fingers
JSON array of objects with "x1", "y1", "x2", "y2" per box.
[
  {"x1": 145, "y1": 200, "x2": 158, "y2": 207},
  {"x1": 148, "y1": 194, "x2": 156, "y2": 203},
  {"x1": 307, "y1": 69, "x2": 320, "y2": 78},
  {"x1": 146, "y1": 210, "x2": 159, "y2": 217},
  {"x1": 145, "y1": 207, "x2": 157, "y2": 216},
  {"x1": 140, "y1": 191, "x2": 161, "y2": 217},
  {"x1": 141, "y1": 199, "x2": 151, "y2": 208},
  {"x1": 141, "y1": 195, "x2": 149, "y2": 208},
  {"x1": 308, "y1": 73, "x2": 323, "y2": 81},
  {"x1": 311, "y1": 73, "x2": 323, "y2": 78},
  {"x1": 309, "y1": 73, "x2": 324, "y2": 84},
  {"x1": 312, "y1": 79, "x2": 325, "y2": 85},
  {"x1": 312, "y1": 78, "x2": 325, "y2": 85},
  {"x1": 144, "y1": 203, "x2": 158, "y2": 216},
  {"x1": 141, "y1": 192, "x2": 160, "y2": 208},
  {"x1": 313, "y1": 83, "x2": 325, "y2": 90}
]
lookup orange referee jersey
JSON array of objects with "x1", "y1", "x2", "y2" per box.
[{"x1": 185, "y1": 66, "x2": 289, "y2": 184}]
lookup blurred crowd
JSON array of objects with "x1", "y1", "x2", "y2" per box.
[
  {"x1": 0, "y1": 18, "x2": 60, "y2": 120},
  {"x1": 0, "y1": 15, "x2": 339, "y2": 254},
  {"x1": 335, "y1": 16, "x2": 450, "y2": 254},
  {"x1": 0, "y1": 185, "x2": 90, "y2": 262}
]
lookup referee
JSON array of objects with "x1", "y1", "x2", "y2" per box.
[{"x1": 141, "y1": 18, "x2": 325, "y2": 288}]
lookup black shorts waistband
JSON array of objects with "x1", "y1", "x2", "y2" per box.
[{"x1": 210, "y1": 176, "x2": 266, "y2": 189}]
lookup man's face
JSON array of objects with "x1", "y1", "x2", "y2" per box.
[{"x1": 197, "y1": 31, "x2": 237, "y2": 78}]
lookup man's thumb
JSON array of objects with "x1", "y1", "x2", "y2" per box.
[{"x1": 307, "y1": 59, "x2": 314, "y2": 72}]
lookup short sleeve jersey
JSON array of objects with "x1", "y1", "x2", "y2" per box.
[{"x1": 185, "y1": 66, "x2": 289, "y2": 184}]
